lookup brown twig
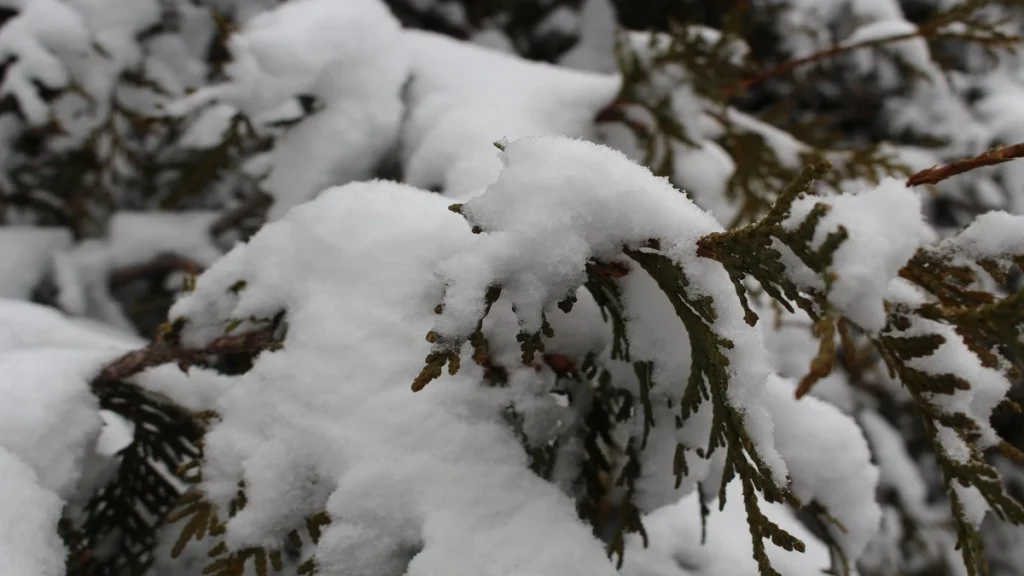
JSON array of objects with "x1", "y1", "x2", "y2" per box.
[
  {"x1": 724, "y1": 18, "x2": 1012, "y2": 98},
  {"x1": 94, "y1": 325, "x2": 278, "y2": 383},
  {"x1": 906, "y1": 142, "x2": 1024, "y2": 187},
  {"x1": 108, "y1": 252, "x2": 203, "y2": 289},
  {"x1": 724, "y1": 30, "x2": 924, "y2": 97},
  {"x1": 587, "y1": 260, "x2": 631, "y2": 279}
]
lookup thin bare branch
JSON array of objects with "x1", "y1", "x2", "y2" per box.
[{"x1": 906, "y1": 142, "x2": 1024, "y2": 187}]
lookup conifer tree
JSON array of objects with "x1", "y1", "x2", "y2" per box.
[{"x1": 1, "y1": 1, "x2": 1023, "y2": 575}]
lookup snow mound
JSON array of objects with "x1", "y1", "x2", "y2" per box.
[
  {"x1": 170, "y1": 180, "x2": 619, "y2": 575},
  {"x1": 401, "y1": 30, "x2": 620, "y2": 199},
  {"x1": 0, "y1": 447, "x2": 66, "y2": 576}
]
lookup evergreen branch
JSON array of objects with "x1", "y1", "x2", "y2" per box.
[
  {"x1": 725, "y1": 30, "x2": 927, "y2": 96},
  {"x1": 95, "y1": 324, "x2": 279, "y2": 383},
  {"x1": 68, "y1": 379, "x2": 205, "y2": 576},
  {"x1": 696, "y1": 159, "x2": 834, "y2": 321},
  {"x1": 726, "y1": 0, "x2": 1020, "y2": 97},
  {"x1": 624, "y1": 247, "x2": 805, "y2": 575}
]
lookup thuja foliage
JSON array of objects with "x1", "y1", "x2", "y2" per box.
[
  {"x1": 3, "y1": 0, "x2": 1019, "y2": 575},
  {"x1": 1, "y1": 33, "x2": 269, "y2": 239},
  {"x1": 63, "y1": 379, "x2": 205, "y2": 576},
  {"x1": 410, "y1": 146, "x2": 1024, "y2": 576},
  {"x1": 597, "y1": 0, "x2": 1023, "y2": 227},
  {"x1": 70, "y1": 145, "x2": 1024, "y2": 575},
  {"x1": 700, "y1": 157, "x2": 1024, "y2": 575}
]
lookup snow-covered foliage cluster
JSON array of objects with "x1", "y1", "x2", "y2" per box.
[{"x1": 1, "y1": 0, "x2": 1023, "y2": 575}]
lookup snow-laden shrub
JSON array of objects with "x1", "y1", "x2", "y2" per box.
[{"x1": 0, "y1": 0, "x2": 1023, "y2": 576}]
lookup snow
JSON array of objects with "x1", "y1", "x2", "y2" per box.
[
  {"x1": 535, "y1": 5, "x2": 579, "y2": 37},
  {"x1": 178, "y1": 104, "x2": 239, "y2": 150},
  {"x1": 400, "y1": 30, "x2": 621, "y2": 199},
  {"x1": 0, "y1": 0, "x2": 1019, "y2": 572},
  {"x1": 469, "y1": 29, "x2": 516, "y2": 53},
  {"x1": 0, "y1": 227, "x2": 72, "y2": 299},
  {"x1": 759, "y1": 305, "x2": 856, "y2": 412},
  {"x1": 0, "y1": 296, "x2": 236, "y2": 575},
  {"x1": 783, "y1": 178, "x2": 930, "y2": 332},
  {"x1": 764, "y1": 375, "x2": 881, "y2": 561},
  {"x1": 433, "y1": 135, "x2": 789, "y2": 487},
  {"x1": 46, "y1": 211, "x2": 222, "y2": 329},
  {"x1": 0, "y1": 447, "x2": 66, "y2": 576},
  {"x1": 0, "y1": 298, "x2": 139, "y2": 351},
  {"x1": 165, "y1": 0, "x2": 401, "y2": 118},
  {"x1": 903, "y1": 316, "x2": 1011, "y2": 450},
  {"x1": 164, "y1": 0, "x2": 409, "y2": 220},
  {"x1": 170, "y1": 180, "x2": 620, "y2": 575},
  {"x1": 844, "y1": 19, "x2": 942, "y2": 84},
  {"x1": 672, "y1": 141, "x2": 740, "y2": 226},
  {"x1": 558, "y1": 0, "x2": 618, "y2": 73},
  {"x1": 0, "y1": 0, "x2": 90, "y2": 126},
  {"x1": 106, "y1": 211, "x2": 223, "y2": 268},
  {"x1": 0, "y1": 346, "x2": 110, "y2": 499},
  {"x1": 937, "y1": 210, "x2": 1024, "y2": 261},
  {"x1": 621, "y1": 481, "x2": 833, "y2": 576},
  {"x1": 860, "y1": 411, "x2": 929, "y2": 513}
]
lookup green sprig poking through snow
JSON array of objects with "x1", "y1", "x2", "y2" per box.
[{"x1": 419, "y1": 135, "x2": 885, "y2": 575}]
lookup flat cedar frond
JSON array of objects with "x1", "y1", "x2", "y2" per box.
[
  {"x1": 597, "y1": 19, "x2": 752, "y2": 177},
  {"x1": 416, "y1": 233, "x2": 806, "y2": 574},
  {"x1": 168, "y1": 486, "x2": 331, "y2": 576},
  {"x1": 696, "y1": 159, "x2": 833, "y2": 321},
  {"x1": 699, "y1": 154, "x2": 1024, "y2": 575},
  {"x1": 67, "y1": 380, "x2": 205, "y2": 576},
  {"x1": 919, "y1": 291, "x2": 1024, "y2": 379},
  {"x1": 31, "y1": 2, "x2": 1024, "y2": 575},
  {"x1": 873, "y1": 315, "x2": 1024, "y2": 576},
  {"x1": 584, "y1": 261, "x2": 632, "y2": 361},
  {"x1": 900, "y1": 227, "x2": 1024, "y2": 379}
]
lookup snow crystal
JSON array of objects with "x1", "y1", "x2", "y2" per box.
[{"x1": 784, "y1": 177, "x2": 930, "y2": 332}]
